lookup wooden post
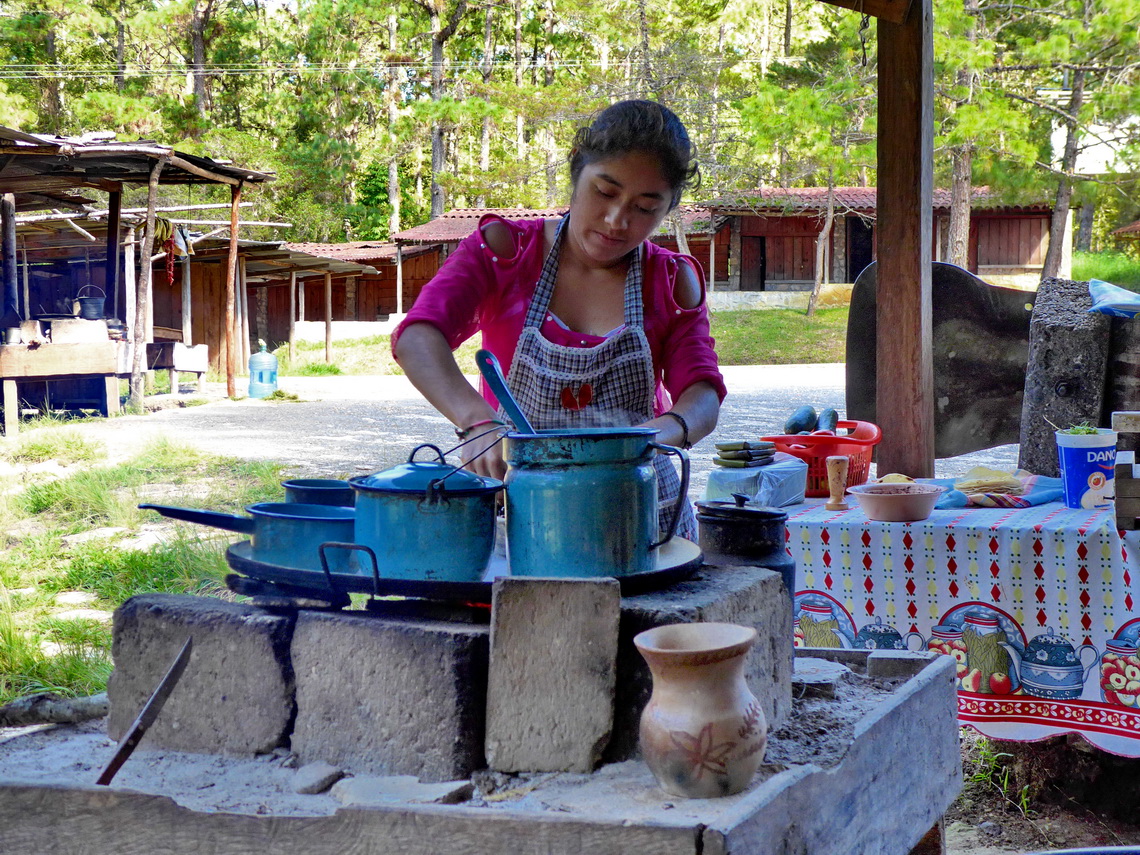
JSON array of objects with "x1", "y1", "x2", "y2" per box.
[
  {"x1": 875, "y1": 0, "x2": 935, "y2": 476},
  {"x1": 19, "y1": 237, "x2": 29, "y2": 321},
  {"x1": 395, "y1": 246, "x2": 404, "y2": 315},
  {"x1": 288, "y1": 270, "x2": 296, "y2": 362},
  {"x1": 181, "y1": 252, "x2": 193, "y2": 346},
  {"x1": 106, "y1": 189, "x2": 122, "y2": 320},
  {"x1": 239, "y1": 256, "x2": 251, "y2": 369},
  {"x1": 324, "y1": 271, "x2": 332, "y2": 364},
  {"x1": 224, "y1": 183, "x2": 243, "y2": 397},
  {"x1": 130, "y1": 158, "x2": 167, "y2": 411},
  {"x1": 2, "y1": 193, "x2": 17, "y2": 320},
  {"x1": 298, "y1": 275, "x2": 305, "y2": 320},
  {"x1": 708, "y1": 231, "x2": 717, "y2": 290},
  {"x1": 123, "y1": 231, "x2": 136, "y2": 343}
]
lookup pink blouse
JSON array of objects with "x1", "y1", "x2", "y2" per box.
[{"x1": 392, "y1": 215, "x2": 726, "y2": 412}]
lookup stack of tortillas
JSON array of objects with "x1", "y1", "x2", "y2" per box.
[{"x1": 953, "y1": 466, "x2": 1023, "y2": 496}]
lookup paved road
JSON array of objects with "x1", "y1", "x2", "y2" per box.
[{"x1": 73, "y1": 364, "x2": 1018, "y2": 500}]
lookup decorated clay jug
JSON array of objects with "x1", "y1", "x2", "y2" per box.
[{"x1": 634, "y1": 622, "x2": 766, "y2": 799}]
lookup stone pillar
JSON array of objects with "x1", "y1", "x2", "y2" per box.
[{"x1": 1018, "y1": 278, "x2": 1110, "y2": 476}]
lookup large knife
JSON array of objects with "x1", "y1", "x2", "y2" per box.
[{"x1": 96, "y1": 636, "x2": 193, "y2": 786}]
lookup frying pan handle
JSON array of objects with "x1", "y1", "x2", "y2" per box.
[
  {"x1": 648, "y1": 442, "x2": 690, "y2": 549},
  {"x1": 138, "y1": 503, "x2": 256, "y2": 534}
]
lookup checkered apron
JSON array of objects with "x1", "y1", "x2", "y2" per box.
[{"x1": 502, "y1": 215, "x2": 696, "y2": 540}]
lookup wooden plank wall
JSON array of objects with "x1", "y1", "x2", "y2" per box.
[
  {"x1": 150, "y1": 258, "x2": 230, "y2": 373},
  {"x1": 650, "y1": 228, "x2": 730, "y2": 284},
  {"x1": 973, "y1": 214, "x2": 1049, "y2": 267}
]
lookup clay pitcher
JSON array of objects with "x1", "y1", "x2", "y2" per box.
[{"x1": 634, "y1": 622, "x2": 766, "y2": 798}]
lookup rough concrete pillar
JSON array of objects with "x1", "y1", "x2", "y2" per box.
[{"x1": 1018, "y1": 278, "x2": 1110, "y2": 476}]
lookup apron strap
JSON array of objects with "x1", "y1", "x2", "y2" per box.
[{"x1": 522, "y1": 214, "x2": 645, "y2": 331}]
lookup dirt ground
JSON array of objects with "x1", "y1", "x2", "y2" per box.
[
  {"x1": 10, "y1": 373, "x2": 1140, "y2": 854},
  {"x1": 944, "y1": 729, "x2": 1140, "y2": 854}
]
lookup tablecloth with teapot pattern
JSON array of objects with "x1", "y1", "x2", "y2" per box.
[{"x1": 783, "y1": 499, "x2": 1140, "y2": 756}]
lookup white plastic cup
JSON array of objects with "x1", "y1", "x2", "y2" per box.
[{"x1": 1055, "y1": 428, "x2": 1117, "y2": 509}]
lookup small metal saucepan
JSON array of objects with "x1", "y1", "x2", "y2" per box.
[
  {"x1": 282, "y1": 478, "x2": 355, "y2": 506},
  {"x1": 139, "y1": 502, "x2": 357, "y2": 573}
]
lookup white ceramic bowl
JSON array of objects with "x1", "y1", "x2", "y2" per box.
[{"x1": 846, "y1": 483, "x2": 944, "y2": 522}]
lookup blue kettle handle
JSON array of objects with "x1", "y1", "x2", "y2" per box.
[{"x1": 649, "y1": 442, "x2": 689, "y2": 549}]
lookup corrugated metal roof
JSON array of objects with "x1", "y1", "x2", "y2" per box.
[
  {"x1": 188, "y1": 238, "x2": 380, "y2": 281},
  {"x1": 1111, "y1": 219, "x2": 1140, "y2": 239},
  {"x1": 282, "y1": 241, "x2": 437, "y2": 263},
  {"x1": 392, "y1": 204, "x2": 725, "y2": 245},
  {"x1": 706, "y1": 186, "x2": 1050, "y2": 213},
  {"x1": 393, "y1": 208, "x2": 567, "y2": 244},
  {"x1": 0, "y1": 125, "x2": 274, "y2": 214}
]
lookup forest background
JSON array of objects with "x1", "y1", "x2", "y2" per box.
[{"x1": 0, "y1": 0, "x2": 1137, "y2": 277}]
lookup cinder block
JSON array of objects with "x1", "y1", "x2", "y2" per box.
[
  {"x1": 1111, "y1": 412, "x2": 1140, "y2": 433},
  {"x1": 604, "y1": 565, "x2": 793, "y2": 763},
  {"x1": 107, "y1": 594, "x2": 295, "y2": 754},
  {"x1": 486, "y1": 577, "x2": 620, "y2": 773},
  {"x1": 291, "y1": 611, "x2": 488, "y2": 782}
]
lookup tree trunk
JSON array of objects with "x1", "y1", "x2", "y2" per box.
[
  {"x1": 478, "y1": 3, "x2": 494, "y2": 208},
  {"x1": 784, "y1": 0, "x2": 793, "y2": 56},
  {"x1": 947, "y1": 145, "x2": 972, "y2": 267},
  {"x1": 1076, "y1": 203, "x2": 1095, "y2": 252},
  {"x1": 671, "y1": 212, "x2": 691, "y2": 256},
  {"x1": 388, "y1": 13, "x2": 401, "y2": 236},
  {"x1": 1042, "y1": 66, "x2": 1085, "y2": 280},
  {"x1": 190, "y1": 0, "x2": 213, "y2": 119},
  {"x1": 115, "y1": 0, "x2": 126, "y2": 91},
  {"x1": 808, "y1": 180, "x2": 835, "y2": 318},
  {"x1": 41, "y1": 27, "x2": 64, "y2": 134},
  {"x1": 130, "y1": 159, "x2": 167, "y2": 410},
  {"x1": 638, "y1": 0, "x2": 651, "y2": 96},
  {"x1": 514, "y1": 0, "x2": 526, "y2": 186},
  {"x1": 429, "y1": 11, "x2": 446, "y2": 219}
]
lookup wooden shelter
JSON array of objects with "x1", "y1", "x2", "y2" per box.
[
  {"x1": 708, "y1": 187, "x2": 1053, "y2": 291},
  {"x1": 0, "y1": 126, "x2": 274, "y2": 405}
]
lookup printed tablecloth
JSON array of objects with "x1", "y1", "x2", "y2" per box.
[{"x1": 784, "y1": 499, "x2": 1140, "y2": 756}]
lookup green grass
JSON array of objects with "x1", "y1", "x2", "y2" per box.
[
  {"x1": 709, "y1": 307, "x2": 848, "y2": 365},
  {"x1": 1074, "y1": 250, "x2": 1140, "y2": 289},
  {"x1": 270, "y1": 311, "x2": 844, "y2": 377},
  {"x1": 2, "y1": 427, "x2": 103, "y2": 465},
  {"x1": 0, "y1": 439, "x2": 285, "y2": 705}
]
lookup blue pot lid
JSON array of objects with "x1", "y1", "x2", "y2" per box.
[{"x1": 351, "y1": 462, "x2": 502, "y2": 497}]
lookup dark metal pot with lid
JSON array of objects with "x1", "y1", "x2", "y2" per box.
[
  {"x1": 695, "y1": 493, "x2": 796, "y2": 606},
  {"x1": 349, "y1": 444, "x2": 503, "y2": 582}
]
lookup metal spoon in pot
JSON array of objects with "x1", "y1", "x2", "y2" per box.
[{"x1": 475, "y1": 349, "x2": 536, "y2": 434}]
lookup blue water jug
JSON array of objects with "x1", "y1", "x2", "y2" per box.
[{"x1": 248, "y1": 340, "x2": 278, "y2": 399}]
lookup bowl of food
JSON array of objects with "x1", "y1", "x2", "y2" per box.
[{"x1": 846, "y1": 483, "x2": 944, "y2": 522}]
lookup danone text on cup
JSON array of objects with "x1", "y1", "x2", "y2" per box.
[{"x1": 1055, "y1": 428, "x2": 1117, "y2": 510}]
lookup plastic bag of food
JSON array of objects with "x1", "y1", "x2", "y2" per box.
[{"x1": 1088, "y1": 279, "x2": 1140, "y2": 318}]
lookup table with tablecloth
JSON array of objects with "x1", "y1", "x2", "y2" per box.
[{"x1": 783, "y1": 498, "x2": 1140, "y2": 756}]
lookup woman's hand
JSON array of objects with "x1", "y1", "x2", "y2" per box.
[
  {"x1": 642, "y1": 381, "x2": 721, "y2": 448},
  {"x1": 458, "y1": 423, "x2": 508, "y2": 481}
]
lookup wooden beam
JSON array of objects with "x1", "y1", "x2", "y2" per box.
[
  {"x1": 875, "y1": 0, "x2": 935, "y2": 476},
  {"x1": 813, "y1": 0, "x2": 914, "y2": 24},
  {"x1": 181, "y1": 252, "x2": 192, "y2": 346}
]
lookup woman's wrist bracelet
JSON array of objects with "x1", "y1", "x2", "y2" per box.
[
  {"x1": 661, "y1": 410, "x2": 691, "y2": 450},
  {"x1": 456, "y1": 418, "x2": 507, "y2": 440}
]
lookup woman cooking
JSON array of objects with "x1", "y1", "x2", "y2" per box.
[{"x1": 392, "y1": 99, "x2": 725, "y2": 540}]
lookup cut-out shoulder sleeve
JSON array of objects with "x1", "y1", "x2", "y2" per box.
[
  {"x1": 672, "y1": 257, "x2": 702, "y2": 310},
  {"x1": 480, "y1": 218, "x2": 516, "y2": 258}
]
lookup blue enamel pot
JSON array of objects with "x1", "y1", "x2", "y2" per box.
[
  {"x1": 502, "y1": 427, "x2": 689, "y2": 578},
  {"x1": 350, "y1": 444, "x2": 503, "y2": 582},
  {"x1": 138, "y1": 501, "x2": 357, "y2": 573}
]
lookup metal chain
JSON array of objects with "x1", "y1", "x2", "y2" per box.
[{"x1": 859, "y1": 13, "x2": 871, "y2": 67}]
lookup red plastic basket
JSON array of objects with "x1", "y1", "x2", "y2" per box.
[{"x1": 760, "y1": 420, "x2": 882, "y2": 497}]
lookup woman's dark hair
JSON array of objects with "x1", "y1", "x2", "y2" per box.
[{"x1": 568, "y1": 100, "x2": 700, "y2": 210}]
